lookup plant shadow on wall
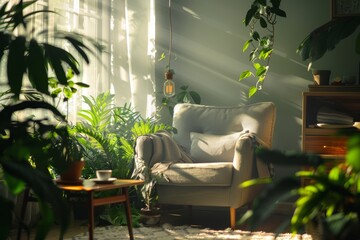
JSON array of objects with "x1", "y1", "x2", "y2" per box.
[
  {"x1": 0, "y1": 1, "x2": 103, "y2": 239},
  {"x1": 239, "y1": 130, "x2": 360, "y2": 240}
]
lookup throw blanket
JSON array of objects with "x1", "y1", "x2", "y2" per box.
[
  {"x1": 148, "y1": 131, "x2": 193, "y2": 168},
  {"x1": 130, "y1": 131, "x2": 193, "y2": 178}
]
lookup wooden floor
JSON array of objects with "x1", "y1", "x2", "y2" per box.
[{"x1": 13, "y1": 205, "x2": 293, "y2": 239}]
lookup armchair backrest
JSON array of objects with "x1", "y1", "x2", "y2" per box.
[{"x1": 172, "y1": 102, "x2": 276, "y2": 152}]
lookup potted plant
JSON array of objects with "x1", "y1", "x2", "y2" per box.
[
  {"x1": 129, "y1": 122, "x2": 174, "y2": 226},
  {"x1": 239, "y1": 132, "x2": 360, "y2": 239},
  {"x1": 131, "y1": 158, "x2": 161, "y2": 225},
  {"x1": 50, "y1": 125, "x2": 86, "y2": 183}
]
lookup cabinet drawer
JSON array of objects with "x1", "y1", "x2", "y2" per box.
[{"x1": 303, "y1": 136, "x2": 348, "y2": 155}]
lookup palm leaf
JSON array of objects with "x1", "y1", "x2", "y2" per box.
[
  {"x1": 44, "y1": 43, "x2": 80, "y2": 83},
  {"x1": 77, "y1": 93, "x2": 114, "y2": 129},
  {"x1": 239, "y1": 177, "x2": 299, "y2": 231},
  {"x1": 28, "y1": 39, "x2": 49, "y2": 94},
  {"x1": 7, "y1": 36, "x2": 26, "y2": 98}
]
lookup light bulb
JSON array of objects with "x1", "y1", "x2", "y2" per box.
[{"x1": 164, "y1": 79, "x2": 175, "y2": 97}]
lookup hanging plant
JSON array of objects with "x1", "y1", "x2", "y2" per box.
[{"x1": 240, "y1": 0, "x2": 286, "y2": 97}]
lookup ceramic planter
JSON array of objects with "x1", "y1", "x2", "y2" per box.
[
  {"x1": 139, "y1": 207, "x2": 161, "y2": 225},
  {"x1": 60, "y1": 161, "x2": 85, "y2": 182}
]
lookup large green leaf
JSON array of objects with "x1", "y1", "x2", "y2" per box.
[
  {"x1": 64, "y1": 36, "x2": 91, "y2": 64},
  {"x1": 239, "y1": 177, "x2": 299, "y2": 231},
  {"x1": 189, "y1": 91, "x2": 201, "y2": 104},
  {"x1": 28, "y1": 39, "x2": 49, "y2": 95},
  {"x1": 270, "y1": 0, "x2": 281, "y2": 8},
  {"x1": 44, "y1": 43, "x2": 80, "y2": 85},
  {"x1": 297, "y1": 17, "x2": 360, "y2": 63},
  {"x1": 248, "y1": 86, "x2": 257, "y2": 97},
  {"x1": 271, "y1": 7, "x2": 286, "y2": 17},
  {"x1": 1, "y1": 160, "x2": 70, "y2": 239},
  {"x1": 7, "y1": 36, "x2": 26, "y2": 98},
  {"x1": 0, "y1": 101, "x2": 65, "y2": 124},
  {"x1": 259, "y1": 17, "x2": 267, "y2": 28},
  {"x1": 243, "y1": 39, "x2": 253, "y2": 52},
  {"x1": 0, "y1": 196, "x2": 13, "y2": 240},
  {"x1": 0, "y1": 32, "x2": 10, "y2": 61},
  {"x1": 245, "y1": 6, "x2": 258, "y2": 26},
  {"x1": 239, "y1": 70, "x2": 253, "y2": 80}
]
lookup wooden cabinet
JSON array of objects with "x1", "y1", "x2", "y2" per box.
[{"x1": 302, "y1": 87, "x2": 360, "y2": 159}]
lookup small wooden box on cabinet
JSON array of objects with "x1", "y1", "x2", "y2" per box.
[{"x1": 302, "y1": 86, "x2": 360, "y2": 170}]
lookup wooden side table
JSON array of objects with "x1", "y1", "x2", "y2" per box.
[
  {"x1": 18, "y1": 179, "x2": 143, "y2": 240},
  {"x1": 56, "y1": 179, "x2": 143, "y2": 240}
]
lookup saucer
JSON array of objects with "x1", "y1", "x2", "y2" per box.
[{"x1": 91, "y1": 177, "x2": 117, "y2": 184}]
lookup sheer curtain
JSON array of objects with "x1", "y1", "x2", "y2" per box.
[
  {"x1": 0, "y1": 0, "x2": 156, "y2": 224},
  {"x1": 41, "y1": 0, "x2": 157, "y2": 122}
]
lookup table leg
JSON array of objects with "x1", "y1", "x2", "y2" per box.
[
  {"x1": 123, "y1": 187, "x2": 134, "y2": 240},
  {"x1": 17, "y1": 188, "x2": 30, "y2": 240},
  {"x1": 88, "y1": 191, "x2": 94, "y2": 240}
]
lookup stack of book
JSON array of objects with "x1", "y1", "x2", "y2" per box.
[{"x1": 317, "y1": 106, "x2": 354, "y2": 126}]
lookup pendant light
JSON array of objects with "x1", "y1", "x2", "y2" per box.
[{"x1": 163, "y1": 0, "x2": 175, "y2": 97}]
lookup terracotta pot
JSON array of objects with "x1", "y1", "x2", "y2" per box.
[
  {"x1": 60, "y1": 161, "x2": 85, "y2": 182},
  {"x1": 139, "y1": 207, "x2": 161, "y2": 225}
]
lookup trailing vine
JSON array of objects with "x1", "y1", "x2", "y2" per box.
[{"x1": 240, "y1": 0, "x2": 286, "y2": 97}]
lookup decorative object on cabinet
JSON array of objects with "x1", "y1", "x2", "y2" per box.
[{"x1": 312, "y1": 69, "x2": 331, "y2": 85}]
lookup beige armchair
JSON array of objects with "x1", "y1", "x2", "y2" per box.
[{"x1": 134, "y1": 102, "x2": 276, "y2": 229}]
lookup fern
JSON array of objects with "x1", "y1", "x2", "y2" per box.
[{"x1": 77, "y1": 92, "x2": 114, "y2": 129}]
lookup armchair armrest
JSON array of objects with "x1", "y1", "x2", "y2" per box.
[
  {"x1": 134, "y1": 135, "x2": 154, "y2": 168},
  {"x1": 229, "y1": 133, "x2": 273, "y2": 207},
  {"x1": 233, "y1": 133, "x2": 272, "y2": 183}
]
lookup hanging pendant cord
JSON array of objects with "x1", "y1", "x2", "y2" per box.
[{"x1": 168, "y1": 0, "x2": 173, "y2": 71}]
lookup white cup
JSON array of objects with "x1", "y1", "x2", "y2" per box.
[{"x1": 96, "y1": 170, "x2": 112, "y2": 180}]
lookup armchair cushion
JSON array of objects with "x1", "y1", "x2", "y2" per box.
[
  {"x1": 190, "y1": 131, "x2": 246, "y2": 163},
  {"x1": 153, "y1": 162, "x2": 233, "y2": 186}
]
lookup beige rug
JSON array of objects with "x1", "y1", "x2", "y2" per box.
[{"x1": 66, "y1": 223, "x2": 313, "y2": 240}]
